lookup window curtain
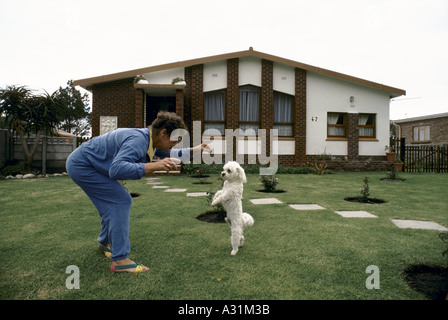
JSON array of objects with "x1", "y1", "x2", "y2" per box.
[
  {"x1": 204, "y1": 91, "x2": 225, "y2": 135},
  {"x1": 204, "y1": 91, "x2": 225, "y2": 121},
  {"x1": 273, "y1": 92, "x2": 293, "y2": 136},
  {"x1": 239, "y1": 88, "x2": 259, "y2": 122},
  {"x1": 358, "y1": 114, "x2": 373, "y2": 137},
  {"x1": 327, "y1": 113, "x2": 344, "y2": 136},
  {"x1": 239, "y1": 124, "x2": 258, "y2": 136},
  {"x1": 273, "y1": 125, "x2": 293, "y2": 136},
  {"x1": 204, "y1": 123, "x2": 225, "y2": 136},
  {"x1": 273, "y1": 93, "x2": 292, "y2": 122},
  {"x1": 239, "y1": 87, "x2": 259, "y2": 136}
]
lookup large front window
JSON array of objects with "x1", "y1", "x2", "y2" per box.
[
  {"x1": 359, "y1": 113, "x2": 376, "y2": 138},
  {"x1": 273, "y1": 91, "x2": 293, "y2": 137},
  {"x1": 327, "y1": 112, "x2": 347, "y2": 137},
  {"x1": 204, "y1": 90, "x2": 225, "y2": 135}
]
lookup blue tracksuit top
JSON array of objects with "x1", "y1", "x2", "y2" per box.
[{"x1": 80, "y1": 128, "x2": 187, "y2": 180}]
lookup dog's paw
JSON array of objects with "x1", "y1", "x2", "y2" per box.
[
  {"x1": 239, "y1": 236, "x2": 244, "y2": 247},
  {"x1": 230, "y1": 250, "x2": 238, "y2": 255}
]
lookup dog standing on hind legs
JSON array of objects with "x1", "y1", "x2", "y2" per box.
[{"x1": 211, "y1": 161, "x2": 254, "y2": 255}]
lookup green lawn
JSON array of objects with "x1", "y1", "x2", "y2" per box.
[{"x1": 0, "y1": 171, "x2": 447, "y2": 300}]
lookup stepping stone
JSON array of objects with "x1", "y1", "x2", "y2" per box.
[
  {"x1": 289, "y1": 204, "x2": 325, "y2": 210},
  {"x1": 187, "y1": 192, "x2": 208, "y2": 197},
  {"x1": 152, "y1": 186, "x2": 169, "y2": 189},
  {"x1": 335, "y1": 211, "x2": 378, "y2": 218},
  {"x1": 164, "y1": 188, "x2": 187, "y2": 192},
  {"x1": 391, "y1": 219, "x2": 448, "y2": 231},
  {"x1": 145, "y1": 177, "x2": 161, "y2": 180},
  {"x1": 146, "y1": 181, "x2": 163, "y2": 184},
  {"x1": 250, "y1": 198, "x2": 282, "y2": 205}
]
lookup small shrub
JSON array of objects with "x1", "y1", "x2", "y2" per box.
[
  {"x1": 1, "y1": 165, "x2": 24, "y2": 176},
  {"x1": 260, "y1": 175, "x2": 279, "y2": 192},
  {"x1": 361, "y1": 176, "x2": 370, "y2": 201},
  {"x1": 385, "y1": 167, "x2": 400, "y2": 180},
  {"x1": 303, "y1": 160, "x2": 329, "y2": 175}
]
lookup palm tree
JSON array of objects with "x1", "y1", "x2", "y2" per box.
[{"x1": 0, "y1": 85, "x2": 59, "y2": 172}]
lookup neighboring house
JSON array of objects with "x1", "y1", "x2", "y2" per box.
[
  {"x1": 393, "y1": 112, "x2": 448, "y2": 146},
  {"x1": 74, "y1": 47, "x2": 405, "y2": 170}
]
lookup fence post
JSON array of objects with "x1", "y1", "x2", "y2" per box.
[
  {"x1": 42, "y1": 136, "x2": 47, "y2": 175},
  {"x1": 72, "y1": 136, "x2": 77, "y2": 152},
  {"x1": 400, "y1": 138, "x2": 405, "y2": 168}
]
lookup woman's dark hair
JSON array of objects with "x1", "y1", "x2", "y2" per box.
[{"x1": 149, "y1": 111, "x2": 187, "y2": 136}]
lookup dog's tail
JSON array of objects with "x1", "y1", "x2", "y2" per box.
[{"x1": 242, "y1": 212, "x2": 254, "y2": 227}]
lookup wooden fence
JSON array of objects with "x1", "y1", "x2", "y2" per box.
[
  {"x1": 13, "y1": 135, "x2": 77, "y2": 173},
  {"x1": 391, "y1": 139, "x2": 448, "y2": 173}
]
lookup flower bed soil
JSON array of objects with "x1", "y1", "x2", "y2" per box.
[
  {"x1": 344, "y1": 196, "x2": 386, "y2": 204},
  {"x1": 404, "y1": 264, "x2": 448, "y2": 300},
  {"x1": 256, "y1": 189, "x2": 286, "y2": 193},
  {"x1": 196, "y1": 211, "x2": 226, "y2": 223}
]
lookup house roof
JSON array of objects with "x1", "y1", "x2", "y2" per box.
[
  {"x1": 74, "y1": 47, "x2": 406, "y2": 97},
  {"x1": 393, "y1": 112, "x2": 448, "y2": 123}
]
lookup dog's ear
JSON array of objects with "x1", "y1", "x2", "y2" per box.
[{"x1": 237, "y1": 167, "x2": 247, "y2": 183}]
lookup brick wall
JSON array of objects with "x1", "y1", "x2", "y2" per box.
[
  {"x1": 398, "y1": 116, "x2": 448, "y2": 145},
  {"x1": 91, "y1": 78, "x2": 136, "y2": 136},
  {"x1": 326, "y1": 159, "x2": 393, "y2": 172},
  {"x1": 226, "y1": 58, "x2": 239, "y2": 129},
  {"x1": 190, "y1": 64, "x2": 204, "y2": 134},
  {"x1": 183, "y1": 67, "x2": 193, "y2": 132},
  {"x1": 135, "y1": 89, "x2": 144, "y2": 128},
  {"x1": 261, "y1": 59, "x2": 274, "y2": 158},
  {"x1": 347, "y1": 113, "x2": 359, "y2": 160},
  {"x1": 294, "y1": 68, "x2": 307, "y2": 165},
  {"x1": 176, "y1": 89, "x2": 184, "y2": 119},
  {"x1": 226, "y1": 58, "x2": 239, "y2": 161}
]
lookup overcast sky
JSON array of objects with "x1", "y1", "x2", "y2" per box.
[{"x1": 1, "y1": 0, "x2": 447, "y2": 120}]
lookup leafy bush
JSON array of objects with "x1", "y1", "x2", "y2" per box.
[
  {"x1": 385, "y1": 166, "x2": 400, "y2": 180},
  {"x1": 1, "y1": 165, "x2": 24, "y2": 176},
  {"x1": 361, "y1": 176, "x2": 370, "y2": 201},
  {"x1": 260, "y1": 175, "x2": 279, "y2": 192}
]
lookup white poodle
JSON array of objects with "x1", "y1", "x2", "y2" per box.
[{"x1": 211, "y1": 161, "x2": 254, "y2": 255}]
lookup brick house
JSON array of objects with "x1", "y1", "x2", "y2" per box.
[
  {"x1": 74, "y1": 48, "x2": 405, "y2": 170},
  {"x1": 393, "y1": 112, "x2": 448, "y2": 146}
]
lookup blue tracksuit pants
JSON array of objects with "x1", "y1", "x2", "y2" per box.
[{"x1": 66, "y1": 146, "x2": 132, "y2": 261}]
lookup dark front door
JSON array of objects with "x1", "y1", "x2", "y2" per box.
[{"x1": 146, "y1": 95, "x2": 176, "y2": 125}]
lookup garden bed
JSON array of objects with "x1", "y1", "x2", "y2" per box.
[
  {"x1": 344, "y1": 196, "x2": 386, "y2": 204},
  {"x1": 256, "y1": 189, "x2": 286, "y2": 193},
  {"x1": 196, "y1": 211, "x2": 226, "y2": 223},
  {"x1": 380, "y1": 178, "x2": 405, "y2": 182},
  {"x1": 404, "y1": 264, "x2": 448, "y2": 300}
]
